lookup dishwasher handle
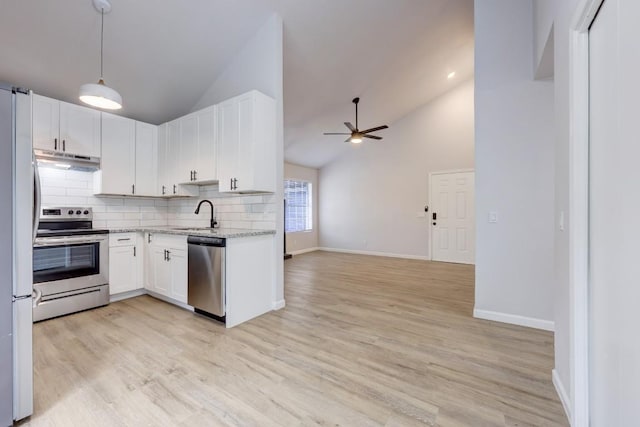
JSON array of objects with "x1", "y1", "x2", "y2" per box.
[{"x1": 187, "y1": 236, "x2": 226, "y2": 247}]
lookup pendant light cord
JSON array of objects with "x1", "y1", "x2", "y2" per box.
[{"x1": 100, "y1": 8, "x2": 104, "y2": 79}]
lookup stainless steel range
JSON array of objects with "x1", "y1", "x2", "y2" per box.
[{"x1": 32, "y1": 207, "x2": 109, "y2": 322}]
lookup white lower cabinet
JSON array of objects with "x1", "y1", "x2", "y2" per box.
[
  {"x1": 109, "y1": 233, "x2": 143, "y2": 295},
  {"x1": 225, "y1": 234, "x2": 275, "y2": 327},
  {"x1": 144, "y1": 233, "x2": 187, "y2": 304},
  {"x1": 139, "y1": 232, "x2": 276, "y2": 326}
]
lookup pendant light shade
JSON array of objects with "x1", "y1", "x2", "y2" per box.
[
  {"x1": 79, "y1": 0, "x2": 122, "y2": 110},
  {"x1": 79, "y1": 79, "x2": 122, "y2": 110}
]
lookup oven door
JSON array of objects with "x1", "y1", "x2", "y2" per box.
[{"x1": 33, "y1": 235, "x2": 109, "y2": 295}]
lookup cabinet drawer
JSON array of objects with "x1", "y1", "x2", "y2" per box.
[
  {"x1": 109, "y1": 233, "x2": 138, "y2": 247},
  {"x1": 148, "y1": 233, "x2": 187, "y2": 250}
]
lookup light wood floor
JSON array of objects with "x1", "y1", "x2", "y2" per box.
[{"x1": 21, "y1": 251, "x2": 568, "y2": 426}]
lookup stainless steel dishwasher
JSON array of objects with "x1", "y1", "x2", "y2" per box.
[{"x1": 187, "y1": 236, "x2": 225, "y2": 321}]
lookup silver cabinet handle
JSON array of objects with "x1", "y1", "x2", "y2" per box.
[
  {"x1": 173, "y1": 184, "x2": 177, "y2": 194},
  {"x1": 132, "y1": 184, "x2": 135, "y2": 194},
  {"x1": 54, "y1": 138, "x2": 57, "y2": 150},
  {"x1": 62, "y1": 139, "x2": 66, "y2": 152},
  {"x1": 166, "y1": 250, "x2": 171, "y2": 261},
  {"x1": 117, "y1": 238, "x2": 131, "y2": 241},
  {"x1": 193, "y1": 170, "x2": 197, "y2": 181},
  {"x1": 148, "y1": 233, "x2": 151, "y2": 243},
  {"x1": 133, "y1": 246, "x2": 136, "y2": 257}
]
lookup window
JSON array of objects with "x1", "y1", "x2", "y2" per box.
[{"x1": 284, "y1": 179, "x2": 312, "y2": 232}]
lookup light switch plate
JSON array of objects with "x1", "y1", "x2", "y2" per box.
[{"x1": 488, "y1": 211, "x2": 498, "y2": 223}]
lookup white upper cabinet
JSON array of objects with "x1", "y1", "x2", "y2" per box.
[
  {"x1": 59, "y1": 101, "x2": 101, "y2": 157},
  {"x1": 135, "y1": 122, "x2": 158, "y2": 197},
  {"x1": 96, "y1": 112, "x2": 136, "y2": 195},
  {"x1": 162, "y1": 119, "x2": 198, "y2": 197},
  {"x1": 196, "y1": 106, "x2": 217, "y2": 182},
  {"x1": 179, "y1": 113, "x2": 199, "y2": 183},
  {"x1": 32, "y1": 95, "x2": 60, "y2": 152},
  {"x1": 176, "y1": 105, "x2": 217, "y2": 184},
  {"x1": 33, "y1": 95, "x2": 101, "y2": 157},
  {"x1": 157, "y1": 123, "x2": 170, "y2": 196},
  {"x1": 94, "y1": 114, "x2": 159, "y2": 197},
  {"x1": 217, "y1": 90, "x2": 276, "y2": 193}
]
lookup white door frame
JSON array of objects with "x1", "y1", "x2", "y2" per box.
[
  {"x1": 570, "y1": 1, "x2": 604, "y2": 425},
  {"x1": 428, "y1": 169, "x2": 475, "y2": 261}
]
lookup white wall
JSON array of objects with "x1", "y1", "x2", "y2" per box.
[
  {"x1": 318, "y1": 80, "x2": 474, "y2": 259},
  {"x1": 40, "y1": 168, "x2": 169, "y2": 228},
  {"x1": 284, "y1": 162, "x2": 319, "y2": 253},
  {"x1": 191, "y1": 13, "x2": 285, "y2": 306},
  {"x1": 474, "y1": 1, "x2": 555, "y2": 328},
  {"x1": 39, "y1": 169, "x2": 276, "y2": 231}
]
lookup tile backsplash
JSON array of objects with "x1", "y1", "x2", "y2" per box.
[{"x1": 39, "y1": 167, "x2": 277, "y2": 230}]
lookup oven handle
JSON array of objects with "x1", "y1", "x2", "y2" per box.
[
  {"x1": 32, "y1": 289, "x2": 42, "y2": 308},
  {"x1": 34, "y1": 235, "x2": 108, "y2": 247}
]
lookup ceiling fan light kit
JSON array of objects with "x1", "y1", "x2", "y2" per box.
[
  {"x1": 79, "y1": 0, "x2": 122, "y2": 110},
  {"x1": 323, "y1": 97, "x2": 388, "y2": 144}
]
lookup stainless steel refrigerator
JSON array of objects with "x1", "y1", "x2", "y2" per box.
[{"x1": 0, "y1": 83, "x2": 34, "y2": 425}]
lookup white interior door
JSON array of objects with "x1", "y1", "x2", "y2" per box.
[
  {"x1": 588, "y1": 0, "x2": 640, "y2": 424},
  {"x1": 430, "y1": 171, "x2": 475, "y2": 264}
]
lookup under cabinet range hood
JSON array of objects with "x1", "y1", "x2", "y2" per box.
[{"x1": 34, "y1": 149, "x2": 100, "y2": 171}]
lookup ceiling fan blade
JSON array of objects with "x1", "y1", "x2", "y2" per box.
[
  {"x1": 363, "y1": 134, "x2": 382, "y2": 140},
  {"x1": 345, "y1": 137, "x2": 352, "y2": 143},
  {"x1": 324, "y1": 132, "x2": 351, "y2": 135},
  {"x1": 344, "y1": 122, "x2": 356, "y2": 132},
  {"x1": 360, "y1": 125, "x2": 389, "y2": 134}
]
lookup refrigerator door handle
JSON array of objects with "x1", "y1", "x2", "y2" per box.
[{"x1": 32, "y1": 150, "x2": 41, "y2": 243}]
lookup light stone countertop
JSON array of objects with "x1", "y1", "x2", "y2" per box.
[{"x1": 107, "y1": 226, "x2": 275, "y2": 239}]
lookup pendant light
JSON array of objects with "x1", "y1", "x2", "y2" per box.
[{"x1": 79, "y1": 0, "x2": 122, "y2": 110}]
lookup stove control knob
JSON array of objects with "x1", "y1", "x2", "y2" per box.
[
  {"x1": 76, "y1": 210, "x2": 82, "y2": 215},
  {"x1": 83, "y1": 210, "x2": 89, "y2": 215},
  {"x1": 68, "y1": 210, "x2": 74, "y2": 215}
]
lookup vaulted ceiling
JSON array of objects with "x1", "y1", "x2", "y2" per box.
[{"x1": 0, "y1": 0, "x2": 474, "y2": 168}]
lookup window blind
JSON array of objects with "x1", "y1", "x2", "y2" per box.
[{"x1": 284, "y1": 180, "x2": 312, "y2": 232}]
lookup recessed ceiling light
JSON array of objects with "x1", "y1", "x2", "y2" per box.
[{"x1": 447, "y1": 71, "x2": 456, "y2": 80}]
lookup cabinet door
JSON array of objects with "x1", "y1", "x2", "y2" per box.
[
  {"x1": 167, "y1": 119, "x2": 181, "y2": 195},
  {"x1": 196, "y1": 106, "x2": 217, "y2": 182},
  {"x1": 217, "y1": 98, "x2": 238, "y2": 192},
  {"x1": 157, "y1": 124, "x2": 169, "y2": 196},
  {"x1": 143, "y1": 234, "x2": 155, "y2": 291},
  {"x1": 109, "y1": 245, "x2": 137, "y2": 295},
  {"x1": 32, "y1": 95, "x2": 60, "y2": 151},
  {"x1": 100, "y1": 112, "x2": 136, "y2": 195},
  {"x1": 59, "y1": 101, "x2": 101, "y2": 157},
  {"x1": 152, "y1": 246, "x2": 171, "y2": 297},
  {"x1": 236, "y1": 93, "x2": 256, "y2": 192},
  {"x1": 180, "y1": 113, "x2": 198, "y2": 184},
  {"x1": 135, "y1": 122, "x2": 158, "y2": 196},
  {"x1": 168, "y1": 249, "x2": 188, "y2": 304}
]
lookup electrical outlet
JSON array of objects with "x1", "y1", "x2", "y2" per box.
[{"x1": 488, "y1": 211, "x2": 498, "y2": 223}]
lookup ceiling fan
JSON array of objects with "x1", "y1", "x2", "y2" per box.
[{"x1": 323, "y1": 97, "x2": 389, "y2": 143}]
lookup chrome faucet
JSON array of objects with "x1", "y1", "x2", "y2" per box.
[{"x1": 194, "y1": 199, "x2": 218, "y2": 228}]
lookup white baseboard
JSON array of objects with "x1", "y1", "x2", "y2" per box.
[
  {"x1": 109, "y1": 288, "x2": 146, "y2": 303},
  {"x1": 272, "y1": 299, "x2": 286, "y2": 310},
  {"x1": 318, "y1": 247, "x2": 430, "y2": 261},
  {"x1": 289, "y1": 247, "x2": 320, "y2": 256},
  {"x1": 552, "y1": 369, "x2": 572, "y2": 425},
  {"x1": 473, "y1": 308, "x2": 555, "y2": 331}
]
